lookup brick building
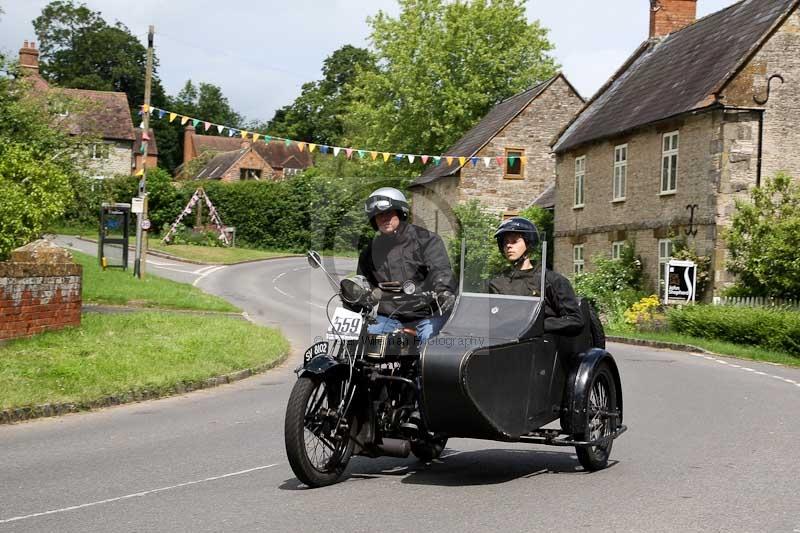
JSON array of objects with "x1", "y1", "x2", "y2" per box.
[
  {"x1": 17, "y1": 41, "x2": 156, "y2": 178},
  {"x1": 409, "y1": 73, "x2": 584, "y2": 237},
  {"x1": 181, "y1": 126, "x2": 313, "y2": 181},
  {"x1": 551, "y1": 0, "x2": 800, "y2": 298}
]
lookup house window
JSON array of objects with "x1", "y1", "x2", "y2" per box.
[
  {"x1": 574, "y1": 156, "x2": 585, "y2": 208},
  {"x1": 611, "y1": 241, "x2": 625, "y2": 260},
  {"x1": 504, "y1": 148, "x2": 525, "y2": 179},
  {"x1": 88, "y1": 143, "x2": 110, "y2": 160},
  {"x1": 613, "y1": 144, "x2": 627, "y2": 201},
  {"x1": 240, "y1": 168, "x2": 262, "y2": 180},
  {"x1": 661, "y1": 131, "x2": 679, "y2": 194},
  {"x1": 284, "y1": 168, "x2": 301, "y2": 177},
  {"x1": 658, "y1": 238, "x2": 674, "y2": 288},
  {"x1": 573, "y1": 244, "x2": 585, "y2": 274}
]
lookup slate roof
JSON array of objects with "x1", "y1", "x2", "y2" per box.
[
  {"x1": 190, "y1": 133, "x2": 313, "y2": 169},
  {"x1": 194, "y1": 149, "x2": 249, "y2": 180},
  {"x1": 57, "y1": 89, "x2": 136, "y2": 141},
  {"x1": 133, "y1": 128, "x2": 158, "y2": 156},
  {"x1": 554, "y1": 0, "x2": 799, "y2": 153},
  {"x1": 530, "y1": 183, "x2": 555, "y2": 210},
  {"x1": 411, "y1": 74, "x2": 568, "y2": 187}
]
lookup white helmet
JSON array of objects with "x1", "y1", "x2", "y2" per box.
[{"x1": 365, "y1": 187, "x2": 409, "y2": 228}]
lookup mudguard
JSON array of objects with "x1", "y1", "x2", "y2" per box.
[
  {"x1": 562, "y1": 348, "x2": 623, "y2": 435},
  {"x1": 298, "y1": 354, "x2": 349, "y2": 380}
]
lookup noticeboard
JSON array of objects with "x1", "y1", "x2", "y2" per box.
[{"x1": 664, "y1": 259, "x2": 697, "y2": 304}]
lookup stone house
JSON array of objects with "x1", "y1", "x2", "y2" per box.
[
  {"x1": 551, "y1": 0, "x2": 800, "y2": 298},
  {"x1": 181, "y1": 126, "x2": 313, "y2": 181},
  {"x1": 409, "y1": 73, "x2": 584, "y2": 237},
  {"x1": 17, "y1": 41, "x2": 157, "y2": 178}
]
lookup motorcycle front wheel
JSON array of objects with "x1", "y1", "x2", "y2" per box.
[{"x1": 284, "y1": 376, "x2": 355, "y2": 488}]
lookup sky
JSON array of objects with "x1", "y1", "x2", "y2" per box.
[{"x1": 0, "y1": 0, "x2": 740, "y2": 125}]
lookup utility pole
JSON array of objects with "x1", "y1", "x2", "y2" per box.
[{"x1": 134, "y1": 25, "x2": 154, "y2": 279}]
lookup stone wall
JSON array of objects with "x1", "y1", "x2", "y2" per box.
[
  {"x1": 85, "y1": 141, "x2": 134, "y2": 178},
  {"x1": 410, "y1": 176, "x2": 460, "y2": 237},
  {"x1": 553, "y1": 112, "x2": 721, "y2": 289},
  {"x1": 0, "y1": 240, "x2": 82, "y2": 341}
]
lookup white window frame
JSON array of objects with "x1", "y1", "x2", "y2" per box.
[
  {"x1": 658, "y1": 238, "x2": 674, "y2": 286},
  {"x1": 88, "y1": 142, "x2": 109, "y2": 160},
  {"x1": 574, "y1": 156, "x2": 585, "y2": 208},
  {"x1": 573, "y1": 244, "x2": 585, "y2": 274},
  {"x1": 613, "y1": 144, "x2": 627, "y2": 201},
  {"x1": 611, "y1": 241, "x2": 625, "y2": 260},
  {"x1": 660, "y1": 131, "x2": 679, "y2": 194}
]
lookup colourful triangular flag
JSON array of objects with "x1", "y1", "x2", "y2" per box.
[
  {"x1": 169, "y1": 112, "x2": 177, "y2": 122},
  {"x1": 421, "y1": 155, "x2": 429, "y2": 164},
  {"x1": 446, "y1": 156, "x2": 453, "y2": 165},
  {"x1": 158, "y1": 109, "x2": 165, "y2": 119},
  {"x1": 180, "y1": 116, "x2": 189, "y2": 125},
  {"x1": 433, "y1": 156, "x2": 441, "y2": 165},
  {"x1": 496, "y1": 156, "x2": 504, "y2": 166},
  {"x1": 217, "y1": 124, "x2": 225, "y2": 134},
  {"x1": 370, "y1": 151, "x2": 378, "y2": 160},
  {"x1": 240, "y1": 130, "x2": 248, "y2": 139},
  {"x1": 298, "y1": 142, "x2": 306, "y2": 152},
  {"x1": 320, "y1": 145, "x2": 329, "y2": 154},
  {"x1": 508, "y1": 156, "x2": 517, "y2": 166},
  {"x1": 407, "y1": 154, "x2": 415, "y2": 164},
  {"x1": 285, "y1": 139, "x2": 292, "y2": 147},
  {"x1": 395, "y1": 154, "x2": 404, "y2": 162},
  {"x1": 483, "y1": 157, "x2": 491, "y2": 167},
  {"x1": 470, "y1": 157, "x2": 478, "y2": 167},
  {"x1": 309, "y1": 143, "x2": 317, "y2": 153},
  {"x1": 253, "y1": 133, "x2": 260, "y2": 142},
  {"x1": 358, "y1": 150, "x2": 366, "y2": 159},
  {"x1": 142, "y1": 104, "x2": 150, "y2": 113},
  {"x1": 333, "y1": 147, "x2": 341, "y2": 157},
  {"x1": 345, "y1": 148, "x2": 353, "y2": 159},
  {"x1": 229, "y1": 129, "x2": 237, "y2": 137},
  {"x1": 264, "y1": 135, "x2": 272, "y2": 143},
  {"x1": 204, "y1": 121, "x2": 211, "y2": 131},
  {"x1": 192, "y1": 118, "x2": 200, "y2": 127},
  {"x1": 520, "y1": 156, "x2": 527, "y2": 165},
  {"x1": 382, "y1": 152, "x2": 390, "y2": 162},
  {"x1": 134, "y1": 169, "x2": 144, "y2": 176}
]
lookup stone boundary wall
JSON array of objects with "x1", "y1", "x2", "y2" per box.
[{"x1": 0, "y1": 240, "x2": 82, "y2": 341}]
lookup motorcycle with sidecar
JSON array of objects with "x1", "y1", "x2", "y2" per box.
[{"x1": 284, "y1": 245, "x2": 626, "y2": 488}]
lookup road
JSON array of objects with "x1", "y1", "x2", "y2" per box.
[{"x1": 1, "y1": 241, "x2": 799, "y2": 532}]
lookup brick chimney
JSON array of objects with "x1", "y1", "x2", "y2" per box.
[
  {"x1": 19, "y1": 40, "x2": 41, "y2": 75},
  {"x1": 183, "y1": 124, "x2": 195, "y2": 165},
  {"x1": 649, "y1": 0, "x2": 697, "y2": 38}
]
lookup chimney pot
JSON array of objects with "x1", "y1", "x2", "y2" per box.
[{"x1": 649, "y1": 0, "x2": 697, "y2": 38}]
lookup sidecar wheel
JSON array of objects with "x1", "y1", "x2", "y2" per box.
[
  {"x1": 284, "y1": 376, "x2": 355, "y2": 488},
  {"x1": 575, "y1": 362, "x2": 618, "y2": 472},
  {"x1": 411, "y1": 437, "x2": 448, "y2": 462}
]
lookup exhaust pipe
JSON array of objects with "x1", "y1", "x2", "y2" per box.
[{"x1": 377, "y1": 438, "x2": 411, "y2": 458}]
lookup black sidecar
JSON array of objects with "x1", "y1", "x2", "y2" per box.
[{"x1": 421, "y1": 291, "x2": 625, "y2": 471}]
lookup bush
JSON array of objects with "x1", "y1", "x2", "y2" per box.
[
  {"x1": 447, "y1": 200, "x2": 504, "y2": 291},
  {"x1": 667, "y1": 304, "x2": 800, "y2": 355},
  {"x1": 623, "y1": 294, "x2": 667, "y2": 331}
]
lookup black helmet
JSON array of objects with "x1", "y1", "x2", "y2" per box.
[
  {"x1": 365, "y1": 187, "x2": 409, "y2": 229},
  {"x1": 494, "y1": 217, "x2": 540, "y2": 255}
]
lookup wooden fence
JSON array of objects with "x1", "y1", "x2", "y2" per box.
[{"x1": 713, "y1": 296, "x2": 800, "y2": 309}]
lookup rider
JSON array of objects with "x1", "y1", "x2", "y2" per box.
[
  {"x1": 487, "y1": 217, "x2": 584, "y2": 335},
  {"x1": 358, "y1": 187, "x2": 456, "y2": 343}
]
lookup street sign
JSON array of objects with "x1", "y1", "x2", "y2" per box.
[
  {"x1": 141, "y1": 219, "x2": 151, "y2": 231},
  {"x1": 664, "y1": 259, "x2": 697, "y2": 304},
  {"x1": 131, "y1": 197, "x2": 144, "y2": 214}
]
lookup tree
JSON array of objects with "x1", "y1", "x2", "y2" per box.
[
  {"x1": 33, "y1": 1, "x2": 166, "y2": 109},
  {"x1": 344, "y1": 0, "x2": 558, "y2": 155},
  {"x1": 0, "y1": 61, "x2": 81, "y2": 259},
  {"x1": 726, "y1": 173, "x2": 800, "y2": 299},
  {"x1": 267, "y1": 45, "x2": 376, "y2": 146}
]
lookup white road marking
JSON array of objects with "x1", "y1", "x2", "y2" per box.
[
  {"x1": 194, "y1": 264, "x2": 219, "y2": 274},
  {"x1": 0, "y1": 463, "x2": 280, "y2": 525},
  {"x1": 192, "y1": 265, "x2": 225, "y2": 286},
  {"x1": 686, "y1": 351, "x2": 798, "y2": 390}
]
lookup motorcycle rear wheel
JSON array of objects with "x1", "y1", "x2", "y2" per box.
[{"x1": 285, "y1": 376, "x2": 355, "y2": 487}]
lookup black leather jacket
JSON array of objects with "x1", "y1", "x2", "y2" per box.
[
  {"x1": 357, "y1": 222, "x2": 456, "y2": 321},
  {"x1": 487, "y1": 266, "x2": 585, "y2": 336}
]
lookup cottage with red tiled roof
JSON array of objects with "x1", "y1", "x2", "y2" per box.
[
  {"x1": 181, "y1": 125, "x2": 313, "y2": 181},
  {"x1": 17, "y1": 40, "x2": 157, "y2": 178},
  {"x1": 551, "y1": 0, "x2": 800, "y2": 299},
  {"x1": 409, "y1": 73, "x2": 584, "y2": 237}
]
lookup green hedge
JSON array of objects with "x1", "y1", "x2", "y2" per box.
[{"x1": 667, "y1": 305, "x2": 800, "y2": 355}]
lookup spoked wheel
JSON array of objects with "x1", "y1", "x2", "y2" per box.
[
  {"x1": 575, "y1": 362, "x2": 618, "y2": 471},
  {"x1": 411, "y1": 436, "x2": 448, "y2": 463},
  {"x1": 285, "y1": 376, "x2": 355, "y2": 487}
]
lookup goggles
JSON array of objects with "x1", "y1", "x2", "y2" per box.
[{"x1": 365, "y1": 196, "x2": 394, "y2": 213}]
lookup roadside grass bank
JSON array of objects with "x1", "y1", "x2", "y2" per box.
[
  {"x1": 607, "y1": 327, "x2": 800, "y2": 368},
  {"x1": 147, "y1": 241, "x2": 298, "y2": 264},
  {"x1": 0, "y1": 312, "x2": 289, "y2": 411},
  {"x1": 73, "y1": 251, "x2": 239, "y2": 312}
]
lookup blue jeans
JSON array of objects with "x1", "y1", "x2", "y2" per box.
[{"x1": 368, "y1": 314, "x2": 447, "y2": 343}]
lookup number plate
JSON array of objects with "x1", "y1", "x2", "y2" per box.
[
  {"x1": 326, "y1": 307, "x2": 363, "y2": 340},
  {"x1": 303, "y1": 341, "x2": 329, "y2": 366}
]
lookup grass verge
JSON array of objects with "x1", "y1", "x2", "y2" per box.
[
  {"x1": 147, "y1": 241, "x2": 297, "y2": 264},
  {"x1": 607, "y1": 327, "x2": 800, "y2": 368},
  {"x1": 0, "y1": 312, "x2": 289, "y2": 410},
  {"x1": 72, "y1": 251, "x2": 239, "y2": 312}
]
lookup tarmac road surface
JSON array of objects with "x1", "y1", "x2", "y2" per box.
[{"x1": 1, "y1": 244, "x2": 799, "y2": 532}]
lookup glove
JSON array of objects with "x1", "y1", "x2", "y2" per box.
[{"x1": 436, "y1": 290, "x2": 456, "y2": 315}]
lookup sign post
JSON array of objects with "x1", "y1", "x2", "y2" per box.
[
  {"x1": 133, "y1": 25, "x2": 154, "y2": 279},
  {"x1": 664, "y1": 259, "x2": 697, "y2": 304}
]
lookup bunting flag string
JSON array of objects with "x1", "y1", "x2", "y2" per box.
[{"x1": 141, "y1": 104, "x2": 530, "y2": 171}]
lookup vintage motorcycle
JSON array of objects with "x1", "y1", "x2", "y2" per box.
[{"x1": 284, "y1": 245, "x2": 626, "y2": 488}]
